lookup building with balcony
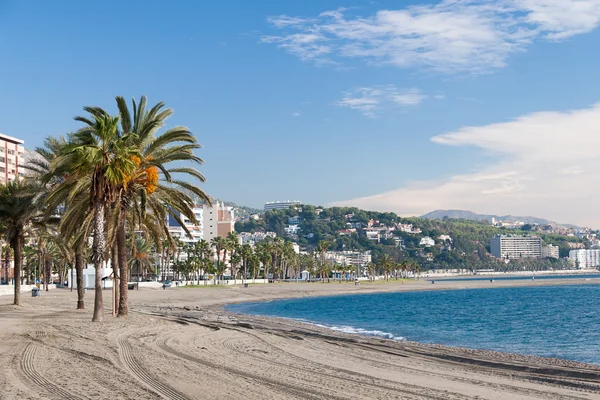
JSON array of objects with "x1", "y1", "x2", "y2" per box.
[
  {"x1": 490, "y1": 235, "x2": 542, "y2": 259},
  {"x1": 569, "y1": 249, "x2": 600, "y2": 269},
  {"x1": 0, "y1": 133, "x2": 25, "y2": 184}
]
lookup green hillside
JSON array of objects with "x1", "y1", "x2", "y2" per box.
[{"x1": 236, "y1": 205, "x2": 585, "y2": 271}]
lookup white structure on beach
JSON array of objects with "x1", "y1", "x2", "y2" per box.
[
  {"x1": 569, "y1": 249, "x2": 600, "y2": 269},
  {"x1": 490, "y1": 235, "x2": 542, "y2": 259},
  {"x1": 67, "y1": 265, "x2": 114, "y2": 289}
]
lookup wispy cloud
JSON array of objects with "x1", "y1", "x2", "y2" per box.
[
  {"x1": 262, "y1": 0, "x2": 600, "y2": 73},
  {"x1": 291, "y1": 111, "x2": 301, "y2": 117},
  {"x1": 336, "y1": 86, "x2": 431, "y2": 117},
  {"x1": 333, "y1": 103, "x2": 600, "y2": 227}
]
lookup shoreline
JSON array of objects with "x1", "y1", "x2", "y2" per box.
[{"x1": 2, "y1": 278, "x2": 600, "y2": 399}]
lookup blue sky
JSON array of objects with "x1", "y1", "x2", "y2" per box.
[{"x1": 2, "y1": 0, "x2": 600, "y2": 226}]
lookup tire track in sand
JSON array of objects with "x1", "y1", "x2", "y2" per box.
[
  {"x1": 118, "y1": 336, "x2": 189, "y2": 400},
  {"x1": 156, "y1": 335, "x2": 345, "y2": 400},
  {"x1": 19, "y1": 342, "x2": 82, "y2": 400}
]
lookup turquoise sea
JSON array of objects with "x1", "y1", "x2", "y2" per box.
[{"x1": 227, "y1": 283, "x2": 600, "y2": 365}]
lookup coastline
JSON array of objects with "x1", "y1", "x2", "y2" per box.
[{"x1": 1, "y1": 278, "x2": 600, "y2": 399}]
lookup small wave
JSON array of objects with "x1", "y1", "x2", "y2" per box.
[{"x1": 312, "y1": 323, "x2": 405, "y2": 341}]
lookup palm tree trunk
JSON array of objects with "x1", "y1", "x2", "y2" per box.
[
  {"x1": 117, "y1": 210, "x2": 129, "y2": 317},
  {"x1": 45, "y1": 255, "x2": 51, "y2": 291},
  {"x1": 12, "y1": 234, "x2": 22, "y2": 306},
  {"x1": 91, "y1": 201, "x2": 105, "y2": 322},
  {"x1": 75, "y1": 242, "x2": 85, "y2": 309},
  {"x1": 111, "y1": 243, "x2": 119, "y2": 317}
]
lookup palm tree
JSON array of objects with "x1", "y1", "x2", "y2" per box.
[
  {"x1": 316, "y1": 240, "x2": 330, "y2": 282},
  {"x1": 0, "y1": 181, "x2": 42, "y2": 305},
  {"x1": 113, "y1": 96, "x2": 209, "y2": 317},
  {"x1": 211, "y1": 236, "x2": 226, "y2": 281},
  {"x1": 378, "y1": 254, "x2": 394, "y2": 281},
  {"x1": 255, "y1": 242, "x2": 271, "y2": 279},
  {"x1": 240, "y1": 244, "x2": 253, "y2": 284},
  {"x1": 194, "y1": 239, "x2": 212, "y2": 283},
  {"x1": 51, "y1": 107, "x2": 138, "y2": 322},
  {"x1": 367, "y1": 262, "x2": 377, "y2": 281},
  {"x1": 129, "y1": 238, "x2": 158, "y2": 281}
]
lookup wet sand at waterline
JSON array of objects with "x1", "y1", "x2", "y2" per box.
[{"x1": 1, "y1": 278, "x2": 600, "y2": 399}]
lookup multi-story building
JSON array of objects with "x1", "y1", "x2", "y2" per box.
[
  {"x1": 325, "y1": 251, "x2": 372, "y2": 269},
  {"x1": 167, "y1": 206, "x2": 204, "y2": 243},
  {"x1": 203, "y1": 201, "x2": 235, "y2": 243},
  {"x1": 0, "y1": 133, "x2": 25, "y2": 184},
  {"x1": 264, "y1": 200, "x2": 301, "y2": 212},
  {"x1": 166, "y1": 201, "x2": 235, "y2": 244},
  {"x1": 541, "y1": 244, "x2": 560, "y2": 259},
  {"x1": 569, "y1": 249, "x2": 600, "y2": 269},
  {"x1": 490, "y1": 235, "x2": 542, "y2": 259}
]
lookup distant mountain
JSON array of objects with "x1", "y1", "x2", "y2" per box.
[{"x1": 420, "y1": 209, "x2": 579, "y2": 228}]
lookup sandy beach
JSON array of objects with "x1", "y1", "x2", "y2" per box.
[{"x1": 2, "y1": 277, "x2": 600, "y2": 400}]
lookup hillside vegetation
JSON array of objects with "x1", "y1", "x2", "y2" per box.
[{"x1": 236, "y1": 205, "x2": 585, "y2": 271}]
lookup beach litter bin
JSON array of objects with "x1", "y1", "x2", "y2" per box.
[
  {"x1": 355, "y1": 280, "x2": 360, "y2": 286},
  {"x1": 244, "y1": 283, "x2": 249, "y2": 288},
  {"x1": 31, "y1": 287, "x2": 40, "y2": 297}
]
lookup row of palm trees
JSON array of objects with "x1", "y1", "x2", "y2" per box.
[{"x1": 0, "y1": 96, "x2": 209, "y2": 322}]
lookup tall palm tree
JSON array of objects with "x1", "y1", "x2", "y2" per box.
[
  {"x1": 255, "y1": 242, "x2": 271, "y2": 279},
  {"x1": 378, "y1": 254, "x2": 394, "y2": 281},
  {"x1": 51, "y1": 107, "x2": 138, "y2": 322},
  {"x1": 211, "y1": 236, "x2": 226, "y2": 281},
  {"x1": 240, "y1": 244, "x2": 253, "y2": 284},
  {"x1": 113, "y1": 95, "x2": 209, "y2": 317},
  {"x1": 0, "y1": 181, "x2": 42, "y2": 305},
  {"x1": 316, "y1": 240, "x2": 330, "y2": 282}
]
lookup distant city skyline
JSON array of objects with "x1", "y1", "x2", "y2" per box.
[{"x1": 2, "y1": 1, "x2": 600, "y2": 227}]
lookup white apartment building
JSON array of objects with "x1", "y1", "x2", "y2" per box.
[
  {"x1": 264, "y1": 200, "x2": 301, "y2": 211},
  {"x1": 167, "y1": 206, "x2": 204, "y2": 243},
  {"x1": 0, "y1": 133, "x2": 25, "y2": 184},
  {"x1": 325, "y1": 250, "x2": 372, "y2": 268},
  {"x1": 541, "y1": 244, "x2": 560, "y2": 259},
  {"x1": 166, "y1": 201, "x2": 235, "y2": 244},
  {"x1": 490, "y1": 235, "x2": 542, "y2": 259},
  {"x1": 569, "y1": 249, "x2": 600, "y2": 269}
]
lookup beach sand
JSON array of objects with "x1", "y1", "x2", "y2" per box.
[{"x1": 1, "y1": 277, "x2": 600, "y2": 399}]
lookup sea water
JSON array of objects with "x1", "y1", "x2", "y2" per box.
[{"x1": 227, "y1": 284, "x2": 600, "y2": 365}]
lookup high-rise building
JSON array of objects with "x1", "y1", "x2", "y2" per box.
[
  {"x1": 0, "y1": 133, "x2": 25, "y2": 184},
  {"x1": 264, "y1": 200, "x2": 301, "y2": 212},
  {"x1": 569, "y1": 249, "x2": 600, "y2": 269},
  {"x1": 203, "y1": 201, "x2": 235, "y2": 242},
  {"x1": 490, "y1": 235, "x2": 542, "y2": 259}
]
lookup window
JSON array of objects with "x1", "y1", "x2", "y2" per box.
[
  {"x1": 7, "y1": 150, "x2": 14, "y2": 155},
  {"x1": 0, "y1": 167, "x2": 4, "y2": 173},
  {"x1": 0, "y1": 157, "x2": 4, "y2": 163}
]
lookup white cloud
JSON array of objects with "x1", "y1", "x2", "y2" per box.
[
  {"x1": 292, "y1": 111, "x2": 301, "y2": 117},
  {"x1": 263, "y1": 0, "x2": 600, "y2": 73},
  {"x1": 332, "y1": 103, "x2": 600, "y2": 227},
  {"x1": 336, "y1": 86, "x2": 428, "y2": 117}
]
